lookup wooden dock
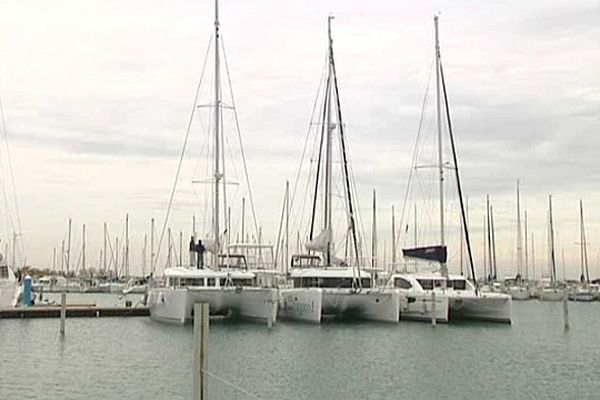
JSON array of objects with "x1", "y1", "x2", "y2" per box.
[{"x1": 0, "y1": 306, "x2": 149, "y2": 319}]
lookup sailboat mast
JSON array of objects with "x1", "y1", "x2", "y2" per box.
[
  {"x1": 103, "y1": 222, "x2": 107, "y2": 273},
  {"x1": 524, "y1": 210, "x2": 529, "y2": 280},
  {"x1": 549, "y1": 195, "x2": 557, "y2": 284},
  {"x1": 434, "y1": 16, "x2": 446, "y2": 278},
  {"x1": 82, "y1": 224, "x2": 86, "y2": 272},
  {"x1": 371, "y1": 189, "x2": 377, "y2": 269},
  {"x1": 213, "y1": 0, "x2": 222, "y2": 254},
  {"x1": 391, "y1": 205, "x2": 396, "y2": 267},
  {"x1": 580, "y1": 199, "x2": 590, "y2": 283},
  {"x1": 516, "y1": 180, "x2": 522, "y2": 276},
  {"x1": 323, "y1": 15, "x2": 334, "y2": 265}
]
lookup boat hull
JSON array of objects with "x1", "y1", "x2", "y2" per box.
[
  {"x1": 399, "y1": 291, "x2": 449, "y2": 323},
  {"x1": 148, "y1": 287, "x2": 278, "y2": 324},
  {"x1": 448, "y1": 293, "x2": 512, "y2": 324},
  {"x1": 538, "y1": 289, "x2": 566, "y2": 302},
  {"x1": 280, "y1": 288, "x2": 400, "y2": 323},
  {"x1": 508, "y1": 287, "x2": 531, "y2": 300}
]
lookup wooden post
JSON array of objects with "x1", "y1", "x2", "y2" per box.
[
  {"x1": 563, "y1": 297, "x2": 570, "y2": 331},
  {"x1": 193, "y1": 303, "x2": 209, "y2": 400},
  {"x1": 60, "y1": 292, "x2": 66, "y2": 335},
  {"x1": 431, "y1": 291, "x2": 437, "y2": 327}
]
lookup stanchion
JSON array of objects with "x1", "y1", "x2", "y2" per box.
[{"x1": 193, "y1": 303, "x2": 209, "y2": 400}]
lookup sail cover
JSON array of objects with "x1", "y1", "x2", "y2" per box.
[
  {"x1": 305, "y1": 229, "x2": 332, "y2": 253},
  {"x1": 402, "y1": 245, "x2": 447, "y2": 263}
]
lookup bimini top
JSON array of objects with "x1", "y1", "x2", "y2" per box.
[{"x1": 164, "y1": 267, "x2": 255, "y2": 280}]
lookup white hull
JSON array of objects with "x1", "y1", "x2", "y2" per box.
[
  {"x1": 399, "y1": 291, "x2": 449, "y2": 323},
  {"x1": 572, "y1": 292, "x2": 595, "y2": 302},
  {"x1": 122, "y1": 285, "x2": 148, "y2": 294},
  {"x1": 538, "y1": 289, "x2": 566, "y2": 302},
  {"x1": 280, "y1": 288, "x2": 400, "y2": 323},
  {"x1": 448, "y1": 292, "x2": 512, "y2": 323},
  {"x1": 148, "y1": 287, "x2": 278, "y2": 324},
  {"x1": 508, "y1": 287, "x2": 531, "y2": 300},
  {"x1": 0, "y1": 279, "x2": 19, "y2": 308}
]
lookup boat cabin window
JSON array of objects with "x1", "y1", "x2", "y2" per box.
[
  {"x1": 418, "y1": 279, "x2": 433, "y2": 290},
  {"x1": 394, "y1": 278, "x2": 412, "y2": 289},
  {"x1": 207, "y1": 278, "x2": 216, "y2": 287},
  {"x1": 218, "y1": 254, "x2": 248, "y2": 270},
  {"x1": 179, "y1": 278, "x2": 205, "y2": 287},
  {"x1": 290, "y1": 255, "x2": 322, "y2": 269},
  {"x1": 0, "y1": 266, "x2": 8, "y2": 279},
  {"x1": 293, "y1": 277, "x2": 370, "y2": 289},
  {"x1": 450, "y1": 279, "x2": 466, "y2": 290},
  {"x1": 231, "y1": 278, "x2": 253, "y2": 287}
]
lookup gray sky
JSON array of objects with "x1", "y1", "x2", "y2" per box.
[{"x1": 0, "y1": 0, "x2": 598, "y2": 279}]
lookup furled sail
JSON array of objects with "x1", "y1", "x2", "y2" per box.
[
  {"x1": 305, "y1": 229, "x2": 332, "y2": 253},
  {"x1": 203, "y1": 238, "x2": 219, "y2": 254},
  {"x1": 402, "y1": 245, "x2": 447, "y2": 263}
]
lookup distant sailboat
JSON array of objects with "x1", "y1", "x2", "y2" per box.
[
  {"x1": 538, "y1": 195, "x2": 567, "y2": 301},
  {"x1": 572, "y1": 200, "x2": 594, "y2": 302},
  {"x1": 508, "y1": 181, "x2": 532, "y2": 300}
]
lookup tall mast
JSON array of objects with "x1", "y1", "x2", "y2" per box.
[
  {"x1": 103, "y1": 222, "x2": 107, "y2": 273},
  {"x1": 150, "y1": 218, "x2": 155, "y2": 270},
  {"x1": 371, "y1": 189, "x2": 377, "y2": 269},
  {"x1": 213, "y1": 0, "x2": 222, "y2": 254},
  {"x1": 66, "y1": 218, "x2": 72, "y2": 277},
  {"x1": 391, "y1": 205, "x2": 396, "y2": 267},
  {"x1": 434, "y1": 15, "x2": 446, "y2": 277},
  {"x1": 142, "y1": 234, "x2": 147, "y2": 276},
  {"x1": 323, "y1": 15, "x2": 335, "y2": 265},
  {"x1": 82, "y1": 224, "x2": 86, "y2": 272},
  {"x1": 285, "y1": 181, "x2": 289, "y2": 274},
  {"x1": 125, "y1": 214, "x2": 129, "y2": 277},
  {"x1": 548, "y1": 195, "x2": 557, "y2": 284},
  {"x1": 524, "y1": 210, "x2": 529, "y2": 280},
  {"x1": 531, "y1": 232, "x2": 536, "y2": 280},
  {"x1": 486, "y1": 196, "x2": 492, "y2": 281},
  {"x1": 580, "y1": 199, "x2": 590, "y2": 283},
  {"x1": 491, "y1": 205, "x2": 497, "y2": 280},
  {"x1": 516, "y1": 180, "x2": 522, "y2": 276}
]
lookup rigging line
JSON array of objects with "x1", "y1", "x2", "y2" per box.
[
  {"x1": 439, "y1": 58, "x2": 477, "y2": 285},
  {"x1": 220, "y1": 37, "x2": 259, "y2": 237},
  {"x1": 153, "y1": 36, "x2": 213, "y2": 274},
  {"x1": 396, "y1": 51, "x2": 434, "y2": 253},
  {"x1": 290, "y1": 49, "x2": 329, "y2": 210},
  {"x1": 203, "y1": 369, "x2": 265, "y2": 400},
  {"x1": 0, "y1": 93, "x2": 24, "y2": 261}
]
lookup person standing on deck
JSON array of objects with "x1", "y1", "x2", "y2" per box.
[
  {"x1": 196, "y1": 240, "x2": 205, "y2": 269},
  {"x1": 189, "y1": 236, "x2": 196, "y2": 267}
]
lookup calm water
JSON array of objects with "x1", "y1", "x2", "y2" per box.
[{"x1": 1, "y1": 300, "x2": 599, "y2": 399}]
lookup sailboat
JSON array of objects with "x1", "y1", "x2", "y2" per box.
[
  {"x1": 537, "y1": 195, "x2": 567, "y2": 301},
  {"x1": 572, "y1": 200, "x2": 594, "y2": 302},
  {"x1": 397, "y1": 16, "x2": 511, "y2": 323},
  {"x1": 508, "y1": 181, "x2": 532, "y2": 300},
  {"x1": 279, "y1": 16, "x2": 400, "y2": 323},
  {"x1": 148, "y1": 0, "x2": 278, "y2": 324}
]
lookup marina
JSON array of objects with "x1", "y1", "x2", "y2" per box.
[{"x1": 0, "y1": 0, "x2": 599, "y2": 398}]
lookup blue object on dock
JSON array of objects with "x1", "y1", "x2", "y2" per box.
[{"x1": 23, "y1": 275, "x2": 32, "y2": 306}]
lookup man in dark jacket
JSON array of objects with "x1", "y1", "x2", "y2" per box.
[{"x1": 196, "y1": 240, "x2": 206, "y2": 269}]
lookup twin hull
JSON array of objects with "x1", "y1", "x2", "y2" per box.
[
  {"x1": 399, "y1": 291, "x2": 449, "y2": 323},
  {"x1": 448, "y1": 293, "x2": 512, "y2": 323},
  {"x1": 279, "y1": 288, "x2": 400, "y2": 323},
  {"x1": 148, "y1": 287, "x2": 278, "y2": 324}
]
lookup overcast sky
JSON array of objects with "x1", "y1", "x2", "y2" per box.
[{"x1": 0, "y1": 0, "x2": 598, "y2": 279}]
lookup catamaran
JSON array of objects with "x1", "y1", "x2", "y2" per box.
[
  {"x1": 148, "y1": 0, "x2": 278, "y2": 324},
  {"x1": 396, "y1": 16, "x2": 511, "y2": 323},
  {"x1": 279, "y1": 16, "x2": 400, "y2": 323}
]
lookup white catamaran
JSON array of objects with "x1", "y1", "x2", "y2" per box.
[
  {"x1": 279, "y1": 17, "x2": 400, "y2": 323},
  {"x1": 396, "y1": 16, "x2": 511, "y2": 324},
  {"x1": 148, "y1": 0, "x2": 278, "y2": 325}
]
